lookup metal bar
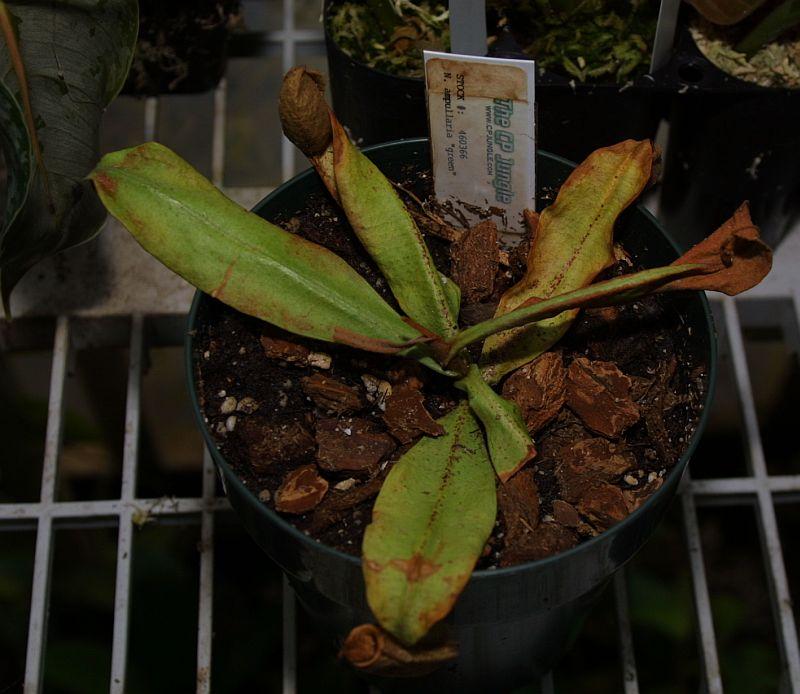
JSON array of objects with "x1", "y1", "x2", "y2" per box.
[
  {"x1": 109, "y1": 315, "x2": 144, "y2": 693},
  {"x1": 23, "y1": 316, "x2": 70, "y2": 694},
  {"x1": 282, "y1": 576, "x2": 297, "y2": 694},
  {"x1": 211, "y1": 79, "x2": 227, "y2": 188},
  {"x1": 195, "y1": 78, "x2": 227, "y2": 694},
  {"x1": 692, "y1": 476, "x2": 800, "y2": 496},
  {"x1": 449, "y1": 0, "x2": 487, "y2": 56},
  {"x1": 614, "y1": 571, "x2": 639, "y2": 694},
  {"x1": 723, "y1": 298, "x2": 800, "y2": 689},
  {"x1": 680, "y1": 473, "x2": 723, "y2": 694},
  {"x1": 0, "y1": 497, "x2": 230, "y2": 522},
  {"x1": 650, "y1": 0, "x2": 681, "y2": 73},
  {"x1": 793, "y1": 291, "x2": 800, "y2": 363},
  {"x1": 196, "y1": 450, "x2": 215, "y2": 694},
  {"x1": 144, "y1": 97, "x2": 158, "y2": 141},
  {"x1": 228, "y1": 28, "x2": 324, "y2": 56},
  {"x1": 280, "y1": 9, "x2": 299, "y2": 692},
  {"x1": 281, "y1": 0, "x2": 297, "y2": 182}
]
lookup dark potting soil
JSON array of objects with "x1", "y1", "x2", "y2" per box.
[{"x1": 193, "y1": 167, "x2": 707, "y2": 570}]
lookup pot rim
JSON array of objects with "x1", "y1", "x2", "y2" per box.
[{"x1": 184, "y1": 137, "x2": 718, "y2": 581}]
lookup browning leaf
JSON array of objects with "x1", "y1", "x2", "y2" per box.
[
  {"x1": 481, "y1": 140, "x2": 656, "y2": 383},
  {"x1": 446, "y1": 206, "x2": 771, "y2": 362},
  {"x1": 340, "y1": 624, "x2": 457, "y2": 677},
  {"x1": 278, "y1": 67, "x2": 337, "y2": 199},
  {"x1": 90, "y1": 143, "x2": 426, "y2": 355},
  {"x1": 363, "y1": 403, "x2": 496, "y2": 645},
  {"x1": 658, "y1": 203, "x2": 772, "y2": 295},
  {"x1": 278, "y1": 66, "x2": 332, "y2": 156}
]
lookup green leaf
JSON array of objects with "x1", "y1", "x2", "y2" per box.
[
  {"x1": 332, "y1": 115, "x2": 458, "y2": 338},
  {"x1": 450, "y1": 264, "x2": 705, "y2": 362},
  {"x1": 735, "y1": 0, "x2": 800, "y2": 56},
  {"x1": 0, "y1": 79, "x2": 30, "y2": 235},
  {"x1": 441, "y1": 272, "x2": 461, "y2": 320},
  {"x1": 455, "y1": 365, "x2": 535, "y2": 482},
  {"x1": 0, "y1": 0, "x2": 138, "y2": 312},
  {"x1": 363, "y1": 402, "x2": 496, "y2": 645},
  {"x1": 480, "y1": 140, "x2": 655, "y2": 383},
  {"x1": 90, "y1": 143, "x2": 427, "y2": 354}
]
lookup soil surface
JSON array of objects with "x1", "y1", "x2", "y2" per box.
[{"x1": 194, "y1": 167, "x2": 707, "y2": 569}]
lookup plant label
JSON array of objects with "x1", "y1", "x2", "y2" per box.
[{"x1": 424, "y1": 51, "x2": 536, "y2": 244}]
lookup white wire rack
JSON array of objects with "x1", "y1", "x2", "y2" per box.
[{"x1": 1, "y1": 2, "x2": 799, "y2": 692}]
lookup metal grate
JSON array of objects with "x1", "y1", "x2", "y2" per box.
[{"x1": 1, "y1": 2, "x2": 799, "y2": 692}]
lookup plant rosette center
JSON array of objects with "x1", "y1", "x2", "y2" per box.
[{"x1": 193, "y1": 165, "x2": 708, "y2": 577}]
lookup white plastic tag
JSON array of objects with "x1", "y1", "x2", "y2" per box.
[{"x1": 424, "y1": 51, "x2": 536, "y2": 243}]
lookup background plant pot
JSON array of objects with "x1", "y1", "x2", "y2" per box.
[
  {"x1": 489, "y1": 28, "x2": 668, "y2": 164},
  {"x1": 323, "y1": 0, "x2": 668, "y2": 157},
  {"x1": 658, "y1": 17, "x2": 800, "y2": 250},
  {"x1": 324, "y1": 0, "x2": 429, "y2": 145},
  {"x1": 122, "y1": 0, "x2": 241, "y2": 96},
  {"x1": 185, "y1": 139, "x2": 717, "y2": 692}
]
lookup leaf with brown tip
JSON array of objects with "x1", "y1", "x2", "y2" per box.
[
  {"x1": 278, "y1": 66, "x2": 337, "y2": 200},
  {"x1": 658, "y1": 202, "x2": 771, "y2": 294},
  {"x1": 340, "y1": 624, "x2": 457, "y2": 677},
  {"x1": 363, "y1": 403, "x2": 496, "y2": 645},
  {"x1": 332, "y1": 113, "x2": 458, "y2": 338},
  {"x1": 90, "y1": 143, "x2": 425, "y2": 355},
  {"x1": 481, "y1": 140, "x2": 656, "y2": 383},
  {"x1": 447, "y1": 206, "x2": 771, "y2": 361}
]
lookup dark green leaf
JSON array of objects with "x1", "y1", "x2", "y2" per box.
[
  {"x1": 0, "y1": 0, "x2": 138, "y2": 312},
  {"x1": 736, "y1": 0, "x2": 800, "y2": 56},
  {"x1": 0, "y1": 79, "x2": 30, "y2": 234}
]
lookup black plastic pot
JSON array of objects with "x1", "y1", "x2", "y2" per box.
[
  {"x1": 489, "y1": 28, "x2": 668, "y2": 164},
  {"x1": 659, "y1": 19, "x2": 800, "y2": 249},
  {"x1": 324, "y1": 1, "x2": 667, "y2": 158},
  {"x1": 185, "y1": 139, "x2": 717, "y2": 692},
  {"x1": 324, "y1": 0, "x2": 429, "y2": 145},
  {"x1": 122, "y1": 0, "x2": 239, "y2": 96}
]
